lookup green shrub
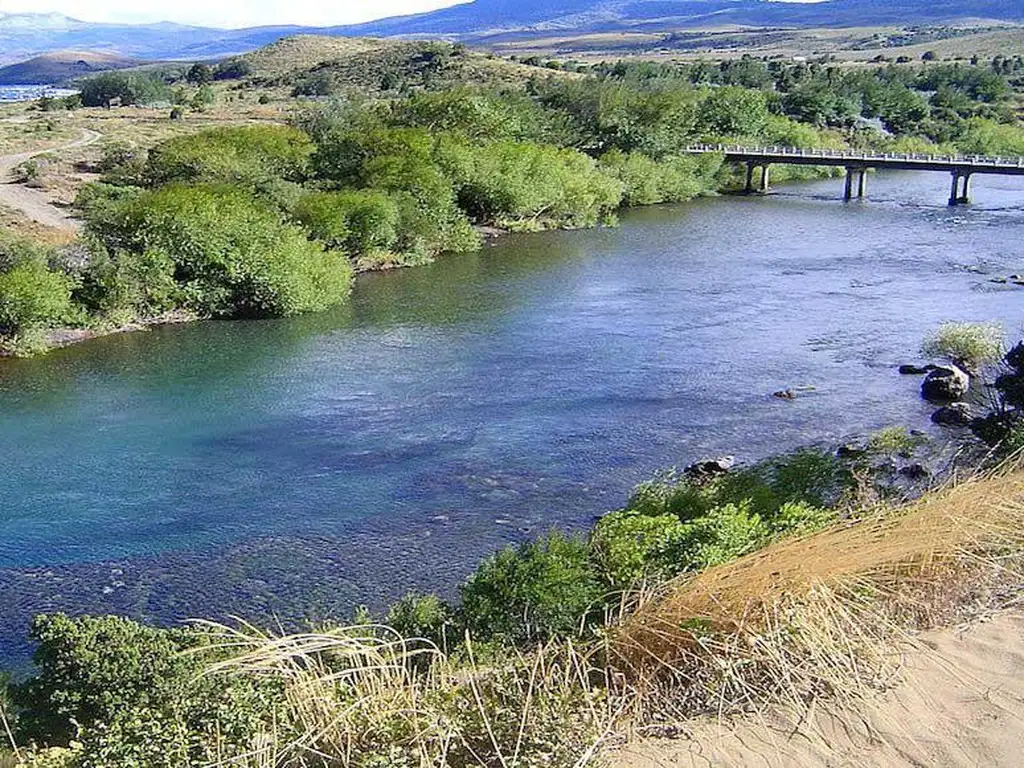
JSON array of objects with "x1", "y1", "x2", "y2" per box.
[
  {"x1": 867, "y1": 426, "x2": 922, "y2": 457},
  {"x1": 460, "y1": 531, "x2": 604, "y2": 645},
  {"x1": 922, "y1": 321, "x2": 1004, "y2": 371},
  {"x1": 599, "y1": 150, "x2": 720, "y2": 206},
  {"x1": 75, "y1": 247, "x2": 180, "y2": 320},
  {"x1": 591, "y1": 510, "x2": 689, "y2": 589},
  {"x1": 629, "y1": 451, "x2": 849, "y2": 526},
  {"x1": 385, "y1": 592, "x2": 454, "y2": 649},
  {"x1": 13, "y1": 615, "x2": 277, "y2": 767},
  {"x1": 80, "y1": 72, "x2": 170, "y2": 108},
  {"x1": 85, "y1": 184, "x2": 353, "y2": 318},
  {"x1": 665, "y1": 500, "x2": 770, "y2": 570},
  {"x1": 0, "y1": 258, "x2": 73, "y2": 336},
  {"x1": 145, "y1": 125, "x2": 314, "y2": 187},
  {"x1": 293, "y1": 190, "x2": 400, "y2": 254},
  {"x1": 438, "y1": 137, "x2": 623, "y2": 229}
]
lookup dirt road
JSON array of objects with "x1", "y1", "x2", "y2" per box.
[{"x1": 0, "y1": 129, "x2": 100, "y2": 231}]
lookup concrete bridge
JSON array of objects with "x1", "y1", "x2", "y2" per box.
[{"x1": 685, "y1": 143, "x2": 1024, "y2": 205}]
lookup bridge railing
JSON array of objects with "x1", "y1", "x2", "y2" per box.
[{"x1": 685, "y1": 143, "x2": 1024, "y2": 168}]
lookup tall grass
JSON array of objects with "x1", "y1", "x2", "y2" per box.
[
  {"x1": 194, "y1": 622, "x2": 616, "y2": 767},
  {"x1": 609, "y1": 465, "x2": 1024, "y2": 727}
]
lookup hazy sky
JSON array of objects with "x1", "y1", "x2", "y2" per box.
[{"x1": 0, "y1": 0, "x2": 470, "y2": 28}]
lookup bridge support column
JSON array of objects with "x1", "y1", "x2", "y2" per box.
[
  {"x1": 857, "y1": 168, "x2": 867, "y2": 199},
  {"x1": 846, "y1": 168, "x2": 868, "y2": 201},
  {"x1": 759, "y1": 164, "x2": 770, "y2": 194},
  {"x1": 844, "y1": 168, "x2": 854, "y2": 201},
  {"x1": 745, "y1": 161, "x2": 756, "y2": 194},
  {"x1": 950, "y1": 171, "x2": 972, "y2": 206}
]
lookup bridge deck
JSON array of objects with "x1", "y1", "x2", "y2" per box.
[{"x1": 686, "y1": 144, "x2": 1024, "y2": 175}]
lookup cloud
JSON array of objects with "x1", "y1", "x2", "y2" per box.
[{"x1": 0, "y1": 0, "x2": 468, "y2": 29}]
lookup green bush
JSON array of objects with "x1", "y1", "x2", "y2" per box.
[
  {"x1": 293, "y1": 190, "x2": 400, "y2": 254},
  {"x1": 145, "y1": 125, "x2": 314, "y2": 187},
  {"x1": 460, "y1": 531, "x2": 604, "y2": 645},
  {"x1": 79, "y1": 72, "x2": 170, "y2": 108},
  {"x1": 85, "y1": 184, "x2": 353, "y2": 318},
  {"x1": 75, "y1": 247, "x2": 180, "y2": 321},
  {"x1": 438, "y1": 137, "x2": 623, "y2": 229},
  {"x1": 13, "y1": 615, "x2": 277, "y2": 767},
  {"x1": 590, "y1": 510, "x2": 689, "y2": 589},
  {"x1": 0, "y1": 254, "x2": 73, "y2": 337},
  {"x1": 599, "y1": 150, "x2": 720, "y2": 206},
  {"x1": 385, "y1": 592, "x2": 454, "y2": 648}
]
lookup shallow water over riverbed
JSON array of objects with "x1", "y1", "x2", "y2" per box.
[{"x1": 1, "y1": 171, "x2": 1022, "y2": 665}]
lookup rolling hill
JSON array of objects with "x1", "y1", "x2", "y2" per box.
[
  {"x1": 0, "y1": 51, "x2": 142, "y2": 85},
  {"x1": 0, "y1": 2, "x2": 1022, "y2": 66}
]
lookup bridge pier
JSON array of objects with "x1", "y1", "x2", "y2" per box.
[
  {"x1": 744, "y1": 162, "x2": 771, "y2": 195},
  {"x1": 844, "y1": 167, "x2": 868, "y2": 201},
  {"x1": 949, "y1": 171, "x2": 972, "y2": 206}
]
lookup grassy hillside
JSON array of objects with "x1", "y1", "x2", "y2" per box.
[{"x1": 236, "y1": 36, "x2": 579, "y2": 97}]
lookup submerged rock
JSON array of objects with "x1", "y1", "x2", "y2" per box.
[
  {"x1": 932, "y1": 403, "x2": 973, "y2": 427},
  {"x1": 899, "y1": 364, "x2": 936, "y2": 375},
  {"x1": 773, "y1": 389, "x2": 797, "y2": 400},
  {"x1": 921, "y1": 365, "x2": 970, "y2": 403}
]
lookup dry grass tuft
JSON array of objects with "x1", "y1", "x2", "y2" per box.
[
  {"x1": 610, "y1": 466, "x2": 1024, "y2": 724},
  {"x1": 194, "y1": 621, "x2": 615, "y2": 767}
]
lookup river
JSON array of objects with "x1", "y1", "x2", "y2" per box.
[{"x1": 1, "y1": 171, "x2": 1022, "y2": 666}]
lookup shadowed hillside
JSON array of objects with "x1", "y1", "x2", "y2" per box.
[{"x1": 0, "y1": 51, "x2": 141, "y2": 85}]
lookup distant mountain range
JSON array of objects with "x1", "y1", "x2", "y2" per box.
[{"x1": 2, "y1": 1, "x2": 1023, "y2": 70}]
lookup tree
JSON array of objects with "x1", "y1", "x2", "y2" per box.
[{"x1": 185, "y1": 62, "x2": 213, "y2": 85}]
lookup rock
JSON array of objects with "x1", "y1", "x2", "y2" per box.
[
  {"x1": 1006, "y1": 342, "x2": 1024, "y2": 372},
  {"x1": 899, "y1": 364, "x2": 937, "y2": 375},
  {"x1": 685, "y1": 456, "x2": 736, "y2": 480},
  {"x1": 931, "y1": 402, "x2": 973, "y2": 427},
  {"x1": 921, "y1": 364, "x2": 970, "y2": 403},
  {"x1": 837, "y1": 442, "x2": 868, "y2": 459},
  {"x1": 773, "y1": 389, "x2": 797, "y2": 400},
  {"x1": 899, "y1": 463, "x2": 930, "y2": 480}
]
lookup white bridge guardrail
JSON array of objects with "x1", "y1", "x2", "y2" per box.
[{"x1": 685, "y1": 143, "x2": 1024, "y2": 168}]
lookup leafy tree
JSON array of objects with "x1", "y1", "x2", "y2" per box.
[
  {"x1": 695, "y1": 86, "x2": 770, "y2": 139},
  {"x1": 80, "y1": 72, "x2": 170, "y2": 108},
  {"x1": 185, "y1": 62, "x2": 213, "y2": 85}
]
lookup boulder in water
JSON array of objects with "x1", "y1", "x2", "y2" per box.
[
  {"x1": 931, "y1": 402, "x2": 973, "y2": 427},
  {"x1": 921, "y1": 365, "x2": 970, "y2": 403}
]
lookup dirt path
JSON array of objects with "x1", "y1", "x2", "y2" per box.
[
  {"x1": 612, "y1": 609, "x2": 1024, "y2": 767},
  {"x1": 0, "y1": 129, "x2": 100, "y2": 231}
]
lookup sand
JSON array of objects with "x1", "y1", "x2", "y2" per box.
[{"x1": 612, "y1": 609, "x2": 1024, "y2": 767}]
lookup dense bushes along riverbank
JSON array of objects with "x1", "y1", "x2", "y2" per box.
[{"x1": 4, "y1": 55, "x2": 1024, "y2": 355}]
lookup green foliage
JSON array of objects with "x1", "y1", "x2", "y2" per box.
[
  {"x1": 438, "y1": 137, "x2": 623, "y2": 229},
  {"x1": 957, "y1": 118, "x2": 1024, "y2": 156},
  {"x1": 12, "y1": 615, "x2": 277, "y2": 767},
  {"x1": 867, "y1": 426, "x2": 922, "y2": 457},
  {"x1": 84, "y1": 184, "x2": 353, "y2": 318},
  {"x1": 292, "y1": 190, "x2": 400, "y2": 254},
  {"x1": 599, "y1": 150, "x2": 720, "y2": 206},
  {"x1": 460, "y1": 532, "x2": 604, "y2": 645},
  {"x1": 0, "y1": 238, "x2": 73, "y2": 350},
  {"x1": 385, "y1": 592, "x2": 453, "y2": 648},
  {"x1": 922, "y1": 321, "x2": 1004, "y2": 370},
  {"x1": 185, "y1": 63, "x2": 213, "y2": 85},
  {"x1": 79, "y1": 72, "x2": 170, "y2": 109},
  {"x1": 696, "y1": 86, "x2": 770, "y2": 139},
  {"x1": 145, "y1": 125, "x2": 314, "y2": 188},
  {"x1": 591, "y1": 510, "x2": 689, "y2": 589}
]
